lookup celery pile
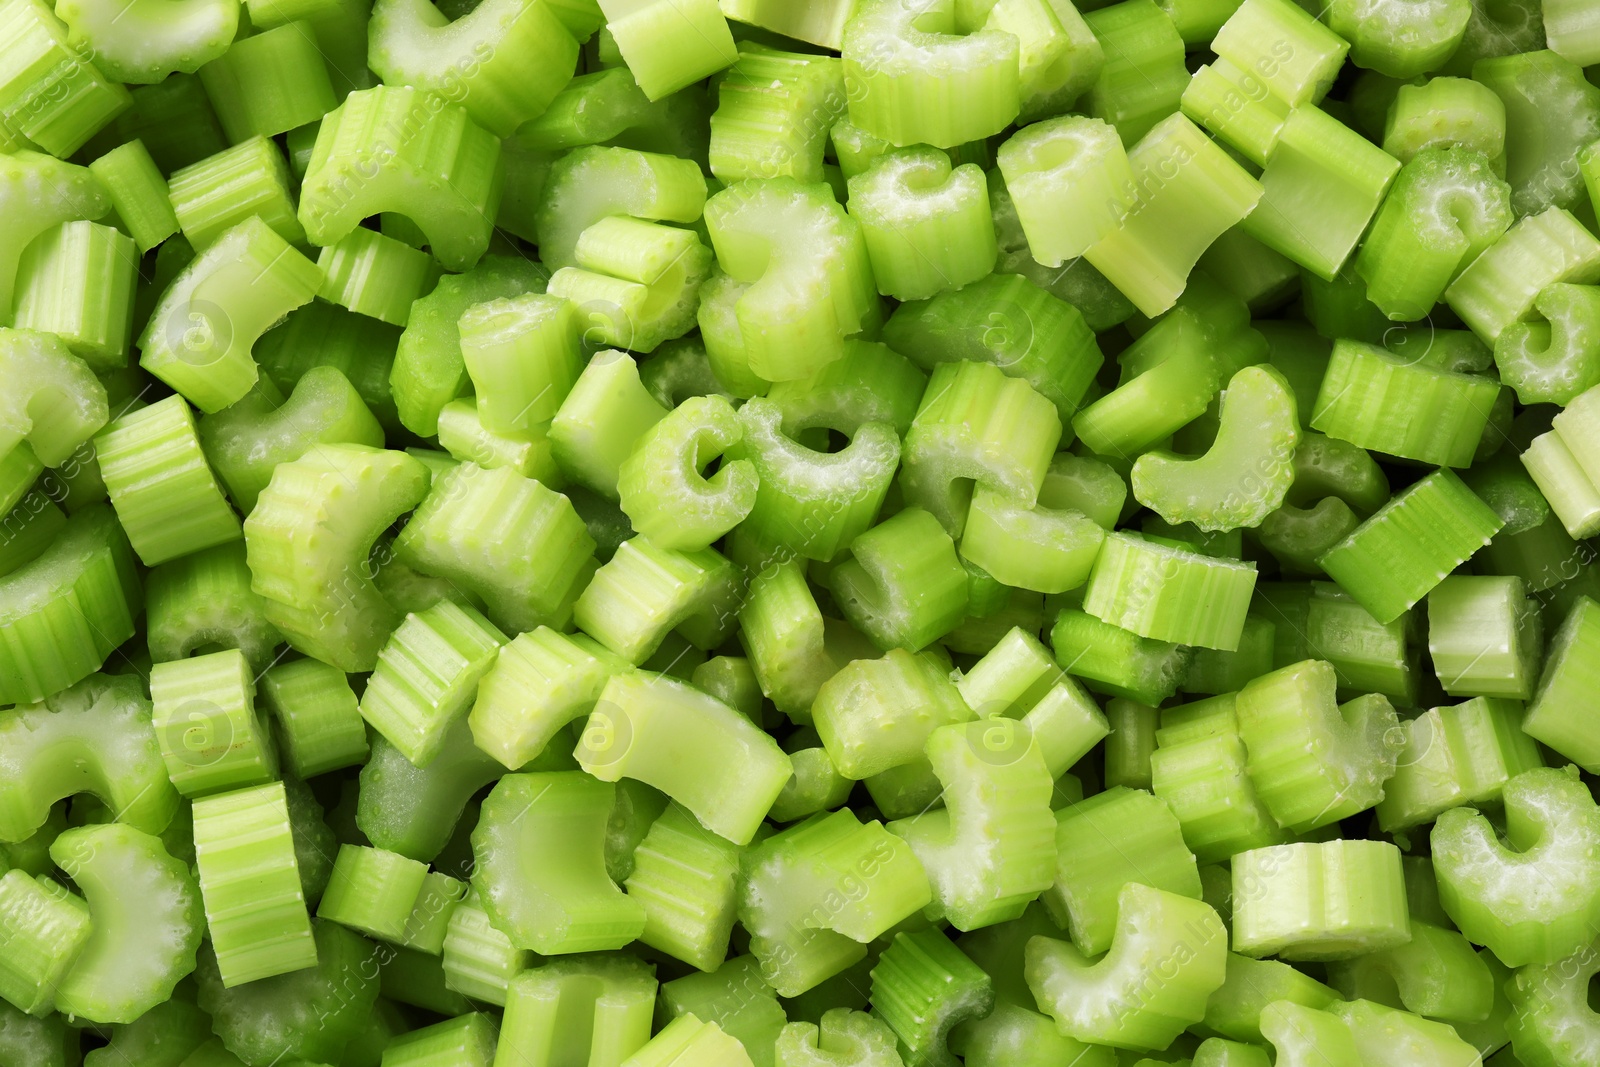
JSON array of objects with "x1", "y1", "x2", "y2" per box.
[{"x1": 2, "y1": 0, "x2": 1600, "y2": 1064}]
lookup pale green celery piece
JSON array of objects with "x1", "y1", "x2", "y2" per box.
[
  {"x1": 149, "y1": 648, "x2": 278, "y2": 799},
  {"x1": 1202, "y1": 953, "x2": 1341, "y2": 1044},
  {"x1": 536, "y1": 145, "x2": 708, "y2": 271},
  {"x1": 1240, "y1": 105, "x2": 1401, "y2": 283},
  {"x1": 1082, "y1": 532, "x2": 1257, "y2": 651},
  {"x1": 813, "y1": 647, "x2": 972, "y2": 784},
  {"x1": 1425, "y1": 575, "x2": 1544, "y2": 699},
  {"x1": 736, "y1": 560, "x2": 842, "y2": 722},
  {"x1": 776, "y1": 1008, "x2": 906, "y2": 1067},
  {"x1": 1026, "y1": 882, "x2": 1227, "y2": 1051},
  {"x1": 1383, "y1": 77, "x2": 1507, "y2": 163},
  {"x1": 1181, "y1": 60, "x2": 1294, "y2": 167},
  {"x1": 840, "y1": 0, "x2": 1021, "y2": 149},
  {"x1": 846, "y1": 147, "x2": 995, "y2": 301},
  {"x1": 555, "y1": 218, "x2": 714, "y2": 354},
  {"x1": 1324, "y1": 0, "x2": 1470, "y2": 77},
  {"x1": 1333, "y1": 999, "x2": 1485, "y2": 1066},
  {"x1": 1152, "y1": 730, "x2": 1290, "y2": 863},
  {"x1": 710, "y1": 45, "x2": 846, "y2": 185},
  {"x1": 11, "y1": 220, "x2": 138, "y2": 371},
  {"x1": 1446, "y1": 207, "x2": 1600, "y2": 345},
  {"x1": 767, "y1": 745, "x2": 853, "y2": 824},
  {"x1": 1080, "y1": 0, "x2": 1190, "y2": 145},
  {"x1": 1303, "y1": 582, "x2": 1420, "y2": 703},
  {"x1": 137, "y1": 216, "x2": 323, "y2": 413},
  {"x1": 1050, "y1": 607, "x2": 1194, "y2": 706},
  {"x1": 552, "y1": 353, "x2": 669, "y2": 490},
  {"x1": 298, "y1": 85, "x2": 503, "y2": 272},
  {"x1": 515, "y1": 68, "x2": 651, "y2": 153},
  {"x1": 658, "y1": 954, "x2": 787, "y2": 1065},
  {"x1": 0, "y1": 327, "x2": 108, "y2": 468},
  {"x1": 959, "y1": 484, "x2": 1106, "y2": 595},
  {"x1": 741, "y1": 809, "x2": 931, "y2": 996},
  {"x1": 871, "y1": 928, "x2": 995, "y2": 1067},
  {"x1": 829, "y1": 507, "x2": 971, "y2": 652},
  {"x1": 623, "y1": 1014, "x2": 755, "y2": 1067},
  {"x1": 1235, "y1": 658, "x2": 1403, "y2": 831},
  {"x1": 195, "y1": 22, "x2": 339, "y2": 144},
  {"x1": 702, "y1": 177, "x2": 877, "y2": 382},
  {"x1": 1015, "y1": 0, "x2": 1105, "y2": 121},
  {"x1": 458, "y1": 294, "x2": 580, "y2": 436},
  {"x1": 1232, "y1": 840, "x2": 1410, "y2": 961},
  {"x1": 949, "y1": 1000, "x2": 1117, "y2": 1067},
  {"x1": 1084, "y1": 114, "x2": 1263, "y2": 318},
  {"x1": 1259, "y1": 1001, "x2": 1363, "y2": 1067},
  {"x1": 598, "y1": 0, "x2": 737, "y2": 100},
  {"x1": 497, "y1": 955, "x2": 657, "y2": 1067},
  {"x1": 1072, "y1": 309, "x2": 1221, "y2": 459},
  {"x1": 442, "y1": 890, "x2": 530, "y2": 1006},
  {"x1": 996, "y1": 116, "x2": 1134, "y2": 268},
  {"x1": 1522, "y1": 596, "x2": 1600, "y2": 771},
  {"x1": 1504, "y1": 936, "x2": 1600, "y2": 1067},
  {"x1": 383, "y1": 1013, "x2": 498, "y2": 1067},
  {"x1": 616, "y1": 394, "x2": 757, "y2": 551},
  {"x1": 1475, "y1": 49, "x2": 1600, "y2": 218},
  {"x1": 1518, "y1": 381, "x2": 1600, "y2": 539},
  {"x1": 573, "y1": 534, "x2": 734, "y2": 663},
  {"x1": 0, "y1": 4, "x2": 131, "y2": 157},
  {"x1": 1211, "y1": 0, "x2": 1349, "y2": 107},
  {"x1": 1495, "y1": 282, "x2": 1600, "y2": 404},
  {"x1": 763, "y1": 338, "x2": 923, "y2": 438},
  {"x1": 1038, "y1": 453, "x2": 1127, "y2": 530},
  {"x1": 167, "y1": 136, "x2": 305, "y2": 251},
  {"x1": 315, "y1": 227, "x2": 440, "y2": 328},
  {"x1": 694, "y1": 268, "x2": 772, "y2": 398},
  {"x1": 435, "y1": 400, "x2": 564, "y2": 486},
  {"x1": 0, "y1": 868, "x2": 90, "y2": 1015},
  {"x1": 1259, "y1": 498, "x2": 1361, "y2": 575},
  {"x1": 1327, "y1": 920, "x2": 1493, "y2": 1023},
  {"x1": 887, "y1": 719, "x2": 1056, "y2": 931}
]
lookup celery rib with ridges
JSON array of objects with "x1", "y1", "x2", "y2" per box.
[
  {"x1": 847, "y1": 146, "x2": 996, "y2": 301},
  {"x1": 498, "y1": 956, "x2": 657, "y2": 1067},
  {"x1": 12, "y1": 220, "x2": 138, "y2": 370},
  {"x1": 616, "y1": 394, "x2": 758, "y2": 551}
]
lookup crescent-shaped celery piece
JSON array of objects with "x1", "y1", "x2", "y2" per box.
[
  {"x1": 0, "y1": 158, "x2": 111, "y2": 319},
  {"x1": 55, "y1": 0, "x2": 237, "y2": 84},
  {"x1": 846, "y1": 146, "x2": 996, "y2": 301},
  {"x1": 1495, "y1": 282, "x2": 1600, "y2": 406},
  {"x1": 616, "y1": 394, "x2": 757, "y2": 552},
  {"x1": 776, "y1": 1008, "x2": 904, "y2": 1067},
  {"x1": 0, "y1": 327, "x2": 107, "y2": 469}
]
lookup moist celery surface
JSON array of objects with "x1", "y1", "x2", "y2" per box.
[{"x1": 3, "y1": 2, "x2": 1600, "y2": 1066}]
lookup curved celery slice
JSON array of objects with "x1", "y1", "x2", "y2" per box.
[
  {"x1": 12, "y1": 219, "x2": 137, "y2": 370},
  {"x1": 1334, "y1": 999, "x2": 1484, "y2": 1066},
  {"x1": 536, "y1": 145, "x2": 708, "y2": 271},
  {"x1": 1328, "y1": 920, "x2": 1493, "y2": 1024},
  {"x1": 1232, "y1": 840, "x2": 1411, "y2": 961},
  {"x1": 1132, "y1": 365, "x2": 1299, "y2": 532},
  {"x1": 1083, "y1": 532, "x2": 1257, "y2": 651},
  {"x1": 1476, "y1": 49, "x2": 1600, "y2": 218},
  {"x1": 0, "y1": 868, "x2": 90, "y2": 1015},
  {"x1": 841, "y1": 0, "x2": 1020, "y2": 149},
  {"x1": 572, "y1": 535, "x2": 734, "y2": 663},
  {"x1": 1522, "y1": 596, "x2": 1600, "y2": 772},
  {"x1": 1259, "y1": 497, "x2": 1361, "y2": 574},
  {"x1": 1495, "y1": 282, "x2": 1600, "y2": 405},
  {"x1": 1211, "y1": 0, "x2": 1347, "y2": 107},
  {"x1": 777, "y1": 1009, "x2": 903, "y2": 1067},
  {"x1": 358, "y1": 719, "x2": 509, "y2": 863},
  {"x1": 656, "y1": 954, "x2": 786, "y2": 1060},
  {"x1": 1446, "y1": 207, "x2": 1600, "y2": 346},
  {"x1": 872, "y1": 928, "x2": 995, "y2": 1067},
  {"x1": 1259, "y1": 1000, "x2": 1362, "y2": 1067},
  {"x1": 829, "y1": 507, "x2": 970, "y2": 652},
  {"x1": 702, "y1": 177, "x2": 877, "y2": 382},
  {"x1": 368, "y1": 0, "x2": 578, "y2": 136},
  {"x1": 299, "y1": 85, "x2": 502, "y2": 272},
  {"x1": 710, "y1": 45, "x2": 846, "y2": 185},
  {"x1": 0, "y1": 2, "x2": 130, "y2": 157},
  {"x1": 742, "y1": 809, "x2": 931, "y2": 995},
  {"x1": 552, "y1": 217, "x2": 714, "y2": 354},
  {"x1": 949, "y1": 999, "x2": 1116, "y2": 1067},
  {"x1": 500, "y1": 956, "x2": 657, "y2": 1067},
  {"x1": 1432, "y1": 766, "x2": 1600, "y2": 967},
  {"x1": 470, "y1": 627, "x2": 621, "y2": 770},
  {"x1": 257, "y1": 659, "x2": 367, "y2": 780},
  {"x1": 996, "y1": 116, "x2": 1134, "y2": 267},
  {"x1": 56, "y1": 0, "x2": 235, "y2": 83},
  {"x1": 640, "y1": 335, "x2": 740, "y2": 408},
  {"x1": 888, "y1": 719, "x2": 1055, "y2": 931},
  {"x1": 847, "y1": 147, "x2": 995, "y2": 301},
  {"x1": 435, "y1": 399, "x2": 563, "y2": 485},
  {"x1": 1079, "y1": 0, "x2": 1189, "y2": 145},
  {"x1": 1424, "y1": 548, "x2": 1542, "y2": 699},
  {"x1": 48, "y1": 823, "x2": 202, "y2": 1024},
  {"x1": 813, "y1": 647, "x2": 972, "y2": 784},
  {"x1": 737, "y1": 560, "x2": 854, "y2": 721},
  {"x1": 1235, "y1": 659, "x2": 1402, "y2": 831},
  {"x1": 1376, "y1": 696, "x2": 1543, "y2": 831},
  {"x1": 550, "y1": 349, "x2": 668, "y2": 499},
  {"x1": 623, "y1": 1014, "x2": 752, "y2": 1067},
  {"x1": 616, "y1": 394, "x2": 757, "y2": 551},
  {"x1": 1026, "y1": 882, "x2": 1227, "y2": 1051},
  {"x1": 459, "y1": 292, "x2": 582, "y2": 433},
  {"x1": 0, "y1": 328, "x2": 106, "y2": 469},
  {"x1": 960, "y1": 485, "x2": 1105, "y2": 594},
  {"x1": 768, "y1": 745, "x2": 854, "y2": 823},
  {"x1": 1072, "y1": 309, "x2": 1222, "y2": 457},
  {"x1": 1324, "y1": 0, "x2": 1469, "y2": 77},
  {"x1": 1153, "y1": 730, "x2": 1290, "y2": 863},
  {"x1": 195, "y1": 22, "x2": 337, "y2": 143},
  {"x1": 1382, "y1": 77, "x2": 1507, "y2": 163},
  {"x1": 1505, "y1": 937, "x2": 1600, "y2": 1067},
  {"x1": 1204, "y1": 953, "x2": 1340, "y2": 1044},
  {"x1": 315, "y1": 227, "x2": 440, "y2": 327}
]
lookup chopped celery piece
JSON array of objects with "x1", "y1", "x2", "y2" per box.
[
  {"x1": 536, "y1": 145, "x2": 708, "y2": 272},
  {"x1": 0, "y1": 868, "x2": 90, "y2": 1015},
  {"x1": 1496, "y1": 281, "x2": 1600, "y2": 406},
  {"x1": 1445, "y1": 207, "x2": 1600, "y2": 346},
  {"x1": 168, "y1": 136, "x2": 305, "y2": 252},
  {"x1": 1081, "y1": 0, "x2": 1190, "y2": 144},
  {"x1": 777, "y1": 1008, "x2": 904, "y2": 1067},
  {"x1": 829, "y1": 507, "x2": 970, "y2": 652},
  {"x1": 195, "y1": 21, "x2": 337, "y2": 142},
  {"x1": 315, "y1": 227, "x2": 440, "y2": 328},
  {"x1": 598, "y1": 0, "x2": 738, "y2": 100},
  {"x1": 572, "y1": 535, "x2": 733, "y2": 663},
  {"x1": 1324, "y1": 0, "x2": 1470, "y2": 77},
  {"x1": 617, "y1": 394, "x2": 757, "y2": 551},
  {"x1": 458, "y1": 292, "x2": 581, "y2": 434},
  {"x1": 498, "y1": 956, "x2": 657, "y2": 1067},
  {"x1": 1382, "y1": 76, "x2": 1507, "y2": 163},
  {"x1": 257, "y1": 658, "x2": 367, "y2": 779},
  {"x1": 1475, "y1": 49, "x2": 1600, "y2": 218},
  {"x1": 1327, "y1": 919, "x2": 1494, "y2": 1023},
  {"x1": 1211, "y1": 0, "x2": 1348, "y2": 107},
  {"x1": 848, "y1": 147, "x2": 996, "y2": 301},
  {"x1": 0, "y1": 1, "x2": 131, "y2": 156},
  {"x1": 710, "y1": 45, "x2": 846, "y2": 185},
  {"x1": 813, "y1": 647, "x2": 972, "y2": 780},
  {"x1": 1426, "y1": 575, "x2": 1543, "y2": 699},
  {"x1": 1504, "y1": 936, "x2": 1600, "y2": 1067},
  {"x1": 959, "y1": 484, "x2": 1105, "y2": 594},
  {"x1": 996, "y1": 115, "x2": 1134, "y2": 267},
  {"x1": 1051, "y1": 606, "x2": 1194, "y2": 705},
  {"x1": 12, "y1": 220, "x2": 137, "y2": 370},
  {"x1": 1232, "y1": 839, "x2": 1411, "y2": 960},
  {"x1": 1522, "y1": 595, "x2": 1600, "y2": 772},
  {"x1": 1083, "y1": 532, "x2": 1256, "y2": 651},
  {"x1": 1152, "y1": 730, "x2": 1290, "y2": 863},
  {"x1": 871, "y1": 928, "x2": 995, "y2": 1067},
  {"x1": 624, "y1": 800, "x2": 744, "y2": 970},
  {"x1": 149, "y1": 648, "x2": 277, "y2": 799}
]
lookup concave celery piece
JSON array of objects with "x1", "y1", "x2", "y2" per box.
[
  {"x1": 254, "y1": 299, "x2": 404, "y2": 436},
  {"x1": 1326, "y1": 0, "x2": 1472, "y2": 76},
  {"x1": 1082, "y1": 532, "x2": 1257, "y2": 651},
  {"x1": 0, "y1": 508, "x2": 142, "y2": 707},
  {"x1": 168, "y1": 136, "x2": 305, "y2": 252},
  {"x1": 598, "y1": 0, "x2": 737, "y2": 100},
  {"x1": 1202, "y1": 953, "x2": 1341, "y2": 1044},
  {"x1": 1505, "y1": 936, "x2": 1600, "y2": 1067},
  {"x1": 741, "y1": 809, "x2": 932, "y2": 996},
  {"x1": 657, "y1": 954, "x2": 787, "y2": 1064},
  {"x1": 948, "y1": 999, "x2": 1116, "y2": 1067},
  {"x1": 81, "y1": 999, "x2": 211, "y2": 1067},
  {"x1": 1327, "y1": 920, "x2": 1493, "y2": 1023},
  {"x1": 960, "y1": 484, "x2": 1105, "y2": 594},
  {"x1": 470, "y1": 627, "x2": 623, "y2": 771},
  {"x1": 1445, "y1": 207, "x2": 1600, "y2": 346},
  {"x1": 1382, "y1": 76, "x2": 1507, "y2": 163},
  {"x1": 1495, "y1": 282, "x2": 1600, "y2": 405},
  {"x1": 136, "y1": 217, "x2": 323, "y2": 413},
  {"x1": 257, "y1": 658, "x2": 367, "y2": 779},
  {"x1": 1232, "y1": 839, "x2": 1410, "y2": 960},
  {"x1": 1259, "y1": 1000, "x2": 1364, "y2": 1067},
  {"x1": 299, "y1": 85, "x2": 503, "y2": 272},
  {"x1": 1050, "y1": 607, "x2": 1193, "y2": 705},
  {"x1": 1153, "y1": 729, "x2": 1290, "y2": 862},
  {"x1": 622, "y1": 800, "x2": 743, "y2": 970},
  {"x1": 701, "y1": 177, "x2": 877, "y2": 382},
  {"x1": 191, "y1": 781, "x2": 316, "y2": 987},
  {"x1": 550, "y1": 349, "x2": 668, "y2": 499},
  {"x1": 441, "y1": 888, "x2": 531, "y2": 1005},
  {"x1": 0, "y1": 328, "x2": 107, "y2": 470},
  {"x1": 1303, "y1": 581, "x2": 1420, "y2": 703},
  {"x1": 1356, "y1": 148, "x2": 1513, "y2": 322},
  {"x1": 12, "y1": 220, "x2": 137, "y2": 370},
  {"x1": 384, "y1": 1013, "x2": 497, "y2": 1067},
  {"x1": 996, "y1": 116, "x2": 1134, "y2": 267},
  {"x1": 737, "y1": 397, "x2": 900, "y2": 563},
  {"x1": 471, "y1": 771, "x2": 646, "y2": 954},
  {"x1": 572, "y1": 535, "x2": 734, "y2": 663},
  {"x1": 1259, "y1": 498, "x2": 1362, "y2": 576},
  {"x1": 498, "y1": 955, "x2": 657, "y2": 1067},
  {"x1": 1084, "y1": 114, "x2": 1263, "y2": 319},
  {"x1": 623, "y1": 1014, "x2": 754, "y2": 1067},
  {"x1": 1475, "y1": 49, "x2": 1600, "y2": 217},
  {"x1": 47, "y1": 823, "x2": 202, "y2": 1024},
  {"x1": 811, "y1": 648, "x2": 969, "y2": 797},
  {"x1": 1317, "y1": 468, "x2": 1503, "y2": 624},
  {"x1": 1233, "y1": 659, "x2": 1402, "y2": 831},
  {"x1": 1241, "y1": 105, "x2": 1401, "y2": 282},
  {"x1": 870, "y1": 929, "x2": 994, "y2": 1067},
  {"x1": 459, "y1": 292, "x2": 582, "y2": 434},
  {"x1": 1426, "y1": 575, "x2": 1543, "y2": 699},
  {"x1": 551, "y1": 216, "x2": 714, "y2": 354},
  {"x1": 436, "y1": 399, "x2": 565, "y2": 486},
  {"x1": 394, "y1": 461, "x2": 597, "y2": 634},
  {"x1": 1337, "y1": 998, "x2": 1487, "y2": 1065},
  {"x1": 1045, "y1": 785, "x2": 1202, "y2": 954},
  {"x1": 710, "y1": 45, "x2": 846, "y2": 184},
  {"x1": 198, "y1": 366, "x2": 385, "y2": 514},
  {"x1": 840, "y1": 0, "x2": 1021, "y2": 149},
  {"x1": 56, "y1": 0, "x2": 234, "y2": 82},
  {"x1": 1026, "y1": 882, "x2": 1227, "y2": 1050},
  {"x1": 244, "y1": 445, "x2": 430, "y2": 672},
  {"x1": 315, "y1": 228, "x2": 440, "y2": 328},
  {"x1": 1078, "y1": 0, "x2": 1189, "y2": 144},
  {"x1": 149, "y1": 648, "x2": 277, "y2": 799},
  {"x1": 1522, "y1": 596, "x2": 1600, "y2": 771},
  {"x1": 847, "y1": 147, "x2": 995, "y2": 302},
  {"x1": 358, "y1": 718, "x2": 511, "y2": 863},
  {"x1": 0, "y1": 2, "x2": 130, "y2": 156},
  {"x1": 828, "y1": 507, "x2": 969, "y2": 652},
  {"x1": 368, "y1": 0, "x2": 579, "y2": 136},
  {"x1": 194, "y1": 21, "x2": 337, "y2": 143},
  {"x1": 391, "y1": 256, "x2": 549, "y2": 437},
  {"x1": 577, "y1": 670, "x2": 791, "y2": 845},
  {"x1": 777, "y1": 1008, "x2": 905, "y2": 1067},
  {"x1": 0, "y1": 868, "x2": 90, "y2": 1015},
  {"x1": 616, "y1": 394, "x2": 757, "y2": 551},
  {"x1": 1072, "y1": 310, "x2": 1220, "y2": 458},
  {"x1": 536, "y1": 145, "x2": 708, "y2": 272}
]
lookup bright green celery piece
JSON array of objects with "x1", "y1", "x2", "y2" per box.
[
  {"x1": 149, "y1": 648, "x2": 277, "y2": 799},
  {"x1": 1234, "y1": 659, "x2": 1402, "y2": 831},
  {"x1": 1382, "y1": 77, "x2": 1507, "y2": 163},
  {"x1": 887, "y1": 718, "x2": 1055, "y2": 930},
  {"x1": 1495, "y1": 282, "x2": 1600, "y2": 405},
  {"x1": 777, "y1": 1008, "x2": 906, "y2": 1067},
  {"x1": 1180, "y1": 59, "x2": 1294, "y2": 169},
  {"x1": 0, "y1": 445, "x2": 44, "y2": 520},
  {"x1": 0, "y1": 867, "x2": 90, "y2": 1015},
  {"x1": 657, "y1": 954, "x2": 787, "y2": 1064},
  {"x1": 1084, "y1": 113, "x2": 1262, "y2": 318},
  {"x1": 737, "y1": 560, "x2": 860, "y2": 722},
  {"x1": 1132, "y1": 365, "x2": 1299, "y2": 532},
  {"x1": 768, "y1": 744, "x2": 853, "y2": 824},
  {"x1": 1039, "y1": 454, "x2": 1127, "y2": 530},
  {"x1": 394, "y1": 461, "x2": 596, "y2": 634},
  {"x1": 497, "y1": 955, "x2": 657, "y2": 1067},
  {"x1": 383, "y1": 1013, "x2": 497, "y2": 1067},
  {"x1": 1191, "y1": 1037, "x2": 1272, "y2": 1067},
  {"x1": 1210, "y1": 0, "x2": 1347, "y2": 107},
  {"x1": 536, "y1": 145, "x2": 707, "y2": 271},
  {"x1": 954, "y1": 642, "x2": 1107, "y2": 779},
  {"x1": 56, "y1": 0, "x2": 234, "y2": 82},
  {"x1": 947, "y1": 999, "x2": 1115, "y2": 1067},
  {"x1": 1071, "y1": 307, "x2": 1223, "y2": 457},
  {"x1": 1102, "y1": 697, "x2": 1156, "y2": 789},
  {"x1": 457, "y1": 292, "x2": 581, "y2": 435},
  {"x1": 1198, "y1": 225, "x2": 1300, "y2": 312},
  {"x1": 358, "y1": 718, "x2": 511, "y2": 863},
  {"x1": 1232, "y1": 839, "x2": 1410, "y2": 960},
  {"x1": 1050, "y1": 606, "x2": 1193, "y2": 705},
  {"x1": 870, "y1": 928, "x2": 994, "y2": 1067},
  {"x1": 616, "y1": 394, "x2": 757, "y2": 551},
  {"x1": 1027, "y1": 882, "x2": 1227, "y2": 1050},
  {"x1": 1340, "y1": 999, "x2": 1488, "y2": 1065},
  {"x1": 598, "y1": 0, "x2": 736, "y2": 100},
  {"x1": 1201, "y1": 953, "x2": 1340, "y2": 1044},
  {"x1": 846, "y1": 146, "x2": 995, "y2": 301},
  {"x1": 549, "y1": 349, "x2": 668, "y2": 499},
  {"x1": 0, "y1": 327, "x2": 107, "y2": 470},
  {"x1": 0, "y1": 493, "x2": 65, "y2": 578},
  {"x1": 167, "y1": 137, "x2": 305, "y2": 251},
  {"x1": 737, "y1": 397, "x2": 900, "y2": 563},
  {"x1": 1153, "y1": 725, "x2": 1290, "y2": 861},
  {"x1": 194, "y1": 21, "x2": 337, "y2": 142},
  {"x1": 1317, "y1": 468, "x2": 1503, "y2": 624},
  {"x1": 1082, "y1": 531, "x2": 1256, "y2": 651},
  {"x1": 1241, "y1": 105, "x2": 1401, "y2": 282},
  {"x1": 435, "y1": 399, "x2": 564, "y2": 486},
  {"x1": 710, "y1": 45, "x2": 846, "y2": 184},
  {"x1": 578, "y1": 670, "x2": 791, "y2": 845},
  {"x1": 1445, "y1": 207, "x2": 1600, "y2": 346},
  {"x1": 136, "y1": 217, "x2": 323, "y2": 413},
  {"x1": 390, "y1": 256, "x2": 548, "y2": 437},
  {"x1": 1304, "y1": 581, "x2": 1420, "y2": 703},
  {"x1": 256, "y1": 658, "x2": 367, "y2": 780},
  {"x1": 299, "y1": 85, "x2": 502, "y2": 272},
  {"x1": 701, "y1": 177, "x2": 876, "y2": 382},
  {"x1": 471, "y1": 771, "x2": 646, "y2": 954},
  {"x1": 879, "y1": 272, "x2": 1102, "y2": 428},
  {"x1": 0, "y1": 0, "x2": 130, "y2": 156},
  {"x1": 621, "y1": 1014, "x2": 754, "y2": 1067},
  {"x1": 996, "y1": 115, "x2": 1134, "y2": 267},
  {"x1": 12, "y1": 220, "x2": 137, "y2": 370},
  {"x1": 549, "y1": 216, "x2": 714, "y2": 354},
  {"x1": 1356, "y1": 148, "x2": 1513, "y2": 322},
  {"x1": 244, "y1": 445, "x2": 430, "y2": 672},
  {"x1": 1505, "y1": 936, "x2": 1600, "y2": 1067},
  {"x1": 1259, "y1": 498, "x2": 1362, "y2": 575},
  {"x1": 1324, "y1": 0, "x2": 1469, "y2": 76},
  {"x1": 469, "y1": 626, "x2": 623, "y2": 770},
  {"x1": 1259, "y1": 1001, "x2": 1363, "y2": 1067},
  {"x1": 961, "y1": 482, "x2": 1105, "y2": 594},
  {"x1": 1426, "y1": 575, "x2": 1543, "y2": 699},
  {"x1": 622, "y1": 800, "x2": 744, "y2": 970},
  {"x1": 1520, "y1": 385, "x2": 1600, "y2": 539},
  {"x1": 191, "y1": 781, "x2": 316, "y2": 987},
  {"x1": 1327, "y1": 919, "x2": 1493, "y2": 1024},
  {"x1": 840, "y1": 0, "x2": 1021, "y2": 149},
  {"x1": 442, "y1": 889, "x2": 531, "y2": 1005},
  {"x1": 573, "y1": 534, "x2": 736, "y2": 662},
  {"x1": 1475, "y1": 49, "x2": 1600, "y2": 218},
  {"x1": 1078, "y1": 0, "x2": 1188, "y2": 144},
  {"x1": 368, "y1": 0, "x2": 578, "y2": 136},
  {"x1": 1522, "y1": 596, "x2": 1600, "y2": 771},
  {"x1": 396, "y1": 871, "x2": 468, "y2": 955},
  {"x1": 987, "y1": 184, "x2": 1135, "y2": 335},
  {"x1": 1045, "y1": 785, "x2": 1202, "y2": 954},
  {"x1": 720, "y1": 0, "x2": 855, "y2": 48},
  {"x1": 47, "y1": 823, "x2": 202, "y2": 1024},
  {"x1": 81, "y1": 999, "x2": 212, "y2": 1067},
  {"x1": 384, "y1": 943, "x2": 474, "y2": 1014},
  {"x1": 315, "y1": 228, "x2": 440, "y2": 328},
  {"x1": 741, "y1": 808, "x2": 931, "y2": 995},
  {"x1": 828, "y1": 507, "x2": 969, "y2": 652}
]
